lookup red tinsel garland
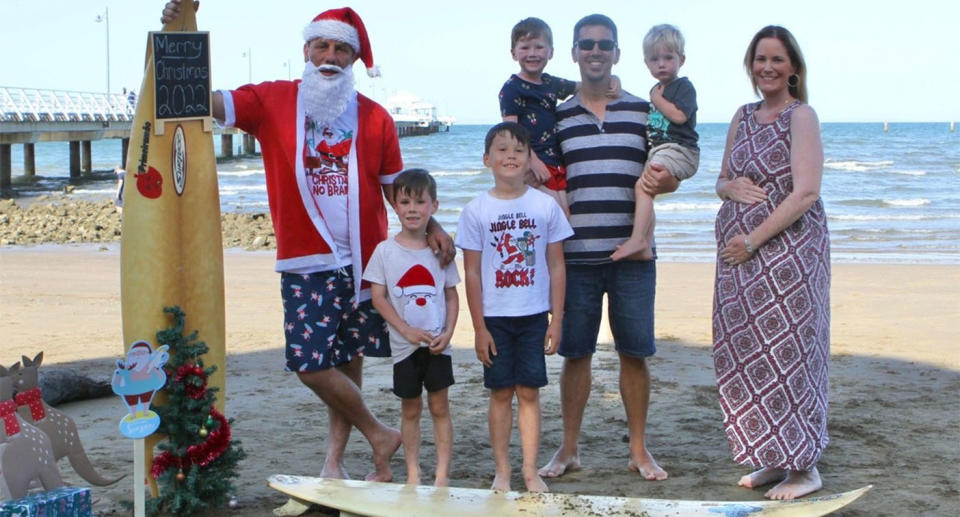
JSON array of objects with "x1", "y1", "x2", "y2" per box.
[
  {"x1": 150, "y1": 364, "x2": 231, "y2": 479},
  {"x1": 151, "y1": 407, "x2": 231, "y2": 478},
  {"x1": 174, "y1": 364, "x2": 208, "y2": 400}
]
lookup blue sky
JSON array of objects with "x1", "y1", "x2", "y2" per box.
[{"x1": 2, "y1": 0, "x2": 958, "y2": 124}]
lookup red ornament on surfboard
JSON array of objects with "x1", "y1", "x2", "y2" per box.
[{"x1": 136, "y1": 166, "x2": 163, "y2": 199}]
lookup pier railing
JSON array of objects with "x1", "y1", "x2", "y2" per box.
[{"x1": 0, "y1": 86, "x2": 134, "y2": 123}]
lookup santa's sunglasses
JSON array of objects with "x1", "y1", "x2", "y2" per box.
[{"x1": 575, "y1": 39, "x2": 616, "y2": 51}]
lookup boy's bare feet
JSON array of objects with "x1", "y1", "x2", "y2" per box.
[
  {"x1": 738, "y1": 466, "x2": 787, "y2": 488},
  {"x1": 406, "y1": 472, "x2": 421, "y2": 486},
  {"x1": 433, "y1": 475, "x2": 449, "y2": 487},
  {"x1": 538, "y1": 450, "x2": 581, "y2": 478},
  {"x1": 764, "y1": 468, "x2": 822, "y2": 500},
  {"x1": 610, "y1": 239, "x2": 654, "y2": 261},
  {"x1": 491, "y1": 473, "x2": 511, "y2": 491},
  {"x1": 523, "y1": 470, "x2": 549, "y2": 493},
  {"x1": 364, "y1": 428, "x2": 402, "y2": 482},
  {"x1": 627, "y1": 449, "x2": 668, "y2": 480},
  {"x1": 319, "y1": 461, "x2": 350, "y2": 480}
]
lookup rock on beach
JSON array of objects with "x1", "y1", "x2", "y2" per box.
[{"x1": 0, "y1": 197, "x2": 276, "y2": 249}]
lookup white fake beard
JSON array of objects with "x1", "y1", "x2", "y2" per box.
[{"x1": 300, "y1": 62, "x2": 355, "y2": 124}]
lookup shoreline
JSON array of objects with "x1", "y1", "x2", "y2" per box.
[
  {"x1": 2, "y1": 196, "x2": 958, "y2": 265},
  {"x1": 1, "y1": 245, "x2": 957, "y2": 515}
]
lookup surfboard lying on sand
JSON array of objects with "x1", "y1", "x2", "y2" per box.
[
  {"x1": 120, "y1": 1, "x2": 224, "y2": 496},
  {"x1": 267, "y1": 475, "x2": 871, "y2": 517}
]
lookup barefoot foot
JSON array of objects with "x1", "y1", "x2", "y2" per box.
[
  {"x1": 738, "y1": 466, "x2": 787, "y2": 488},
  {"x1": 538, "y1": 450, "x2": 581, "y2": 478},
  {"x1": 319, "y1": 461, "x2": 350, "y2": 480},
  {"x1": 765, "y1": 468, "x2": 822, "y2": 500},
  {"x1": 491, "y1": 473, "x2": 511, "y2": 491},
  {"x1": 627, "y1": 449, "x2": 668, "y2": 481},
  {"x1": 523, "y1": 471, "x2": 549, "y2": 493},
  {"x1": 433, "y1": 476, "x2": 449, "y2": 488},
  {"x1": 366, "y1": 428, "x2": 402, "y2": 482},
  {"x1": 610, "y1": 240, "x2": 654, "y2": 261}
]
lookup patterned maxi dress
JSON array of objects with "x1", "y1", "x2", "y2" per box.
[{"x1": 712, "y1": 100, "x2": 830, "y2": 471}]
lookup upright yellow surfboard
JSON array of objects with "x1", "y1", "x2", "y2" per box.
[{"x1": 121, "y1": 4, "x2": 225, "y2": 496}]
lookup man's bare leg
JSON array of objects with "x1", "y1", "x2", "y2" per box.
[
  {"x1": 620, "y1": 355, "x2": 667, "y2": 480},
  {"x1": 489, "y1": 387, "x2": 514, "y2": 491},
  {"x1": 321, "y1": 359, "x2": 362, "y2": 479},
  {"x1": 539, "y1": 355, "x2": 591, "y2": 478},
  {"x1": 516, "y1": 386, "x2": 548, "y2": 492},
  {"x1": 297, "y1": 360, "x2": 401, "y2": 482},
  {"x1": 275, "y1": 361, "x2": 366, "y2": 517},
  {"x1": 427, "y1": 389, "x2": 452, "y2": 487},
  {"x1": 765, "y1": 467, "x2": 822, "y2": 500}
]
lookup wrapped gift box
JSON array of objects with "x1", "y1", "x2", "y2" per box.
[{"x1": 0, "y1": 487, "x2": 92, "y2": 517}]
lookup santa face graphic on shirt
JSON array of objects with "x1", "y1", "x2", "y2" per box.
[{"x1": 393, "y1": 264, "x2": 442, "y2": 337}]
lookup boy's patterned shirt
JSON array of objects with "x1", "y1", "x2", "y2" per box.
[{"x1": 499, "y1": 73, "x2": 577, "y2": 166}]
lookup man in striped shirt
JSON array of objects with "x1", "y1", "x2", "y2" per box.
[{"x1": 539, "y1": 13, "x2": 678, "y2": 483}]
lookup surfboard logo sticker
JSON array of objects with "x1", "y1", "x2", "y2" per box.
[{"x1": 172, "y1": 125, "x2": 187, "y2": 196}]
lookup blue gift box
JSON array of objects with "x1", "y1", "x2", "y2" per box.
[{"x1": 0, "y1": 487, "x2": 92, "y2": 517}]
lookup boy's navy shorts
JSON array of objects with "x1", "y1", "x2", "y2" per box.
[
  {"x1": 281, "y1": 266, "x2": 390, "y2": 372},
  {"x1": 482, "y1": 312, "x2": 548, "y2": 390},
  {"x1": 392, "y1": 347, "x2": 454, "y2": 398}
]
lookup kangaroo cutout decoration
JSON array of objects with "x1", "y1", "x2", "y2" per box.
[
  {"x1": 13, "y1": 353, "x2": 124, "y2": 486},
  {"x1": 0, "y1": 363, "x2": 64, "y2": 500}
]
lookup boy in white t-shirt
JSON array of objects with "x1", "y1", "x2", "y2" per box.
[
  {"x1": 455, "y1": 122, "x2": 573, "y2": 492},
  {"x1": 363, "y1": 169, "x2": 460, "y2": 487}
]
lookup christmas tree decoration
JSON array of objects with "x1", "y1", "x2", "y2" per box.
[{"x1": 146, "y1": 307, "x2": 245, "y2": 516}]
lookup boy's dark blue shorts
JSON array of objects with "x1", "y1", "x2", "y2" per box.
[
  {"x1": 281, "y1": 266, "x2": 390, "y2": 372},
  {"x1": 393, "y1": 347, "x2": 454, "y2": 398},
  {"x1": 482, "y1": 312, "x2": 548, "y2": 390}
]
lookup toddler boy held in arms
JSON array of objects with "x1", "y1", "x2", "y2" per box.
[
  {"x1": 611, "y1": 24, "x2": 699, "y2": 261},
  {"x1": 363, "y1": 169, "x2": 460, "y2": 487},
  {"x1": 456, "y1": 122, "x2": 573, "y2": 492}
]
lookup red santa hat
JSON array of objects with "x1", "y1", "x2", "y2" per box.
[
  {"x1": 303, "y1": 7, "x2": 380, "y2": 77},
  {"x1": 129, "y1": 341, "x2": 153, "y2": 354},
  {"x1": 392, "y1": 265, "x2": 436, "y2": 298}
]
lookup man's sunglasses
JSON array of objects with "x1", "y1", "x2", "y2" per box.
[{"x1": 576, "y1": 39, "x2": 616, "y2": 51}]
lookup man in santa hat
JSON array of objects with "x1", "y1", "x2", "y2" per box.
[{"x1": 161, "y1": 1, "x2": 454, "y2": 490}]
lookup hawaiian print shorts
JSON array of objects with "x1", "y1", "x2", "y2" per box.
[{"x1": 281, "y1": 266, "x2": 390, "y2": 372}]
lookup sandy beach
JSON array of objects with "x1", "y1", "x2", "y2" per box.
[{"x1": 1, "y1": 198, "x2": 958, "y2": 516}]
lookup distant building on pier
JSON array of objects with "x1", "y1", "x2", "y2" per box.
[{"x1": 384, "y1": 92, "x2": 453, "y2": 137}]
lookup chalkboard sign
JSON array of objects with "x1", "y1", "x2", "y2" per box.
[{"x1": 152, "y1": 32, "x2": 211, "y2": 120}]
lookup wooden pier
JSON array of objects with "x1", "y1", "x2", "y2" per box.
[{"x1": 2, "y1": 87, "x2": 450, "y2": 189}]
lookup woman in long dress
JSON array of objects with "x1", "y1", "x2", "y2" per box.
[{"x1": 713, "y1": 26, "x2": 829, "y2": 500}]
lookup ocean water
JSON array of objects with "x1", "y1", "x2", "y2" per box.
[{"x1": 6, "y1": 122, "x2": 960, "y2": 264}]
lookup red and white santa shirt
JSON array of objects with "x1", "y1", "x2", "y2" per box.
[{"x1": 362, "y1": 237, "x2": 460, "y2": 364}]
